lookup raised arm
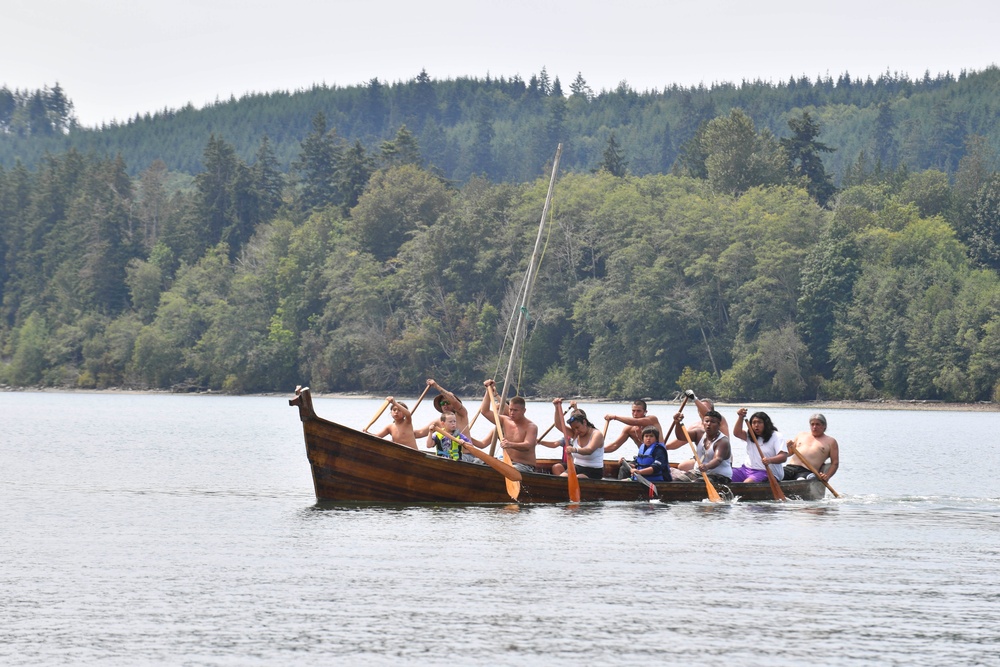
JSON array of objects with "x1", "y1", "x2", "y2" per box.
[
  {"x1": 664, "y1": 412, "x2": 691, "y2": 450},
  {"x1": 552, "y1": 398, "x2": 571, "y2": 439},
  {"x1": 428, "y1": 378, "x2": 467, "y2": 419},
  {"x1": 388, "y1": 396, "x2": 412, "y2": 421},
  {"x1": 479, "y1": 380, "x2": 498, "y2": 425},
  {"x1": 732, "y1": 407, "x2": 748, "y2": 440}
]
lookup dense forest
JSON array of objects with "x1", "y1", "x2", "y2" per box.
[{"x1": 2, "y1": 68, "x2": 1000, "y2": 401}]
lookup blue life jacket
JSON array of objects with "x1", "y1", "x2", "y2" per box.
[{"x1": 636, "y1": 441, "x2": 669, "y2": 481}]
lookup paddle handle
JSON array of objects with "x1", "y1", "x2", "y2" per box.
[
  {"x1": 486, "y1": 384, "x2": 520, "y2": 500},
  {"x1": 663, "y1": 395, "x2": 690, "y2": 442},
  {"x1": 411, "y1": 383, "x2": 432, "y2": 414},
  {"x1": 788, "y1": 443, "x2": 841, "y2": 498},
  {"x1": 539, "y1": 406, "x2": 572, "y2": 440},
  {"x1": 744, "y1": 418, "x2": 787, "y2": 502},
  {"x1": 681, "y1": 425, "x2": 723, "y2": 503},
  {"x1": 487, "y1": 385, "x2": 506, "y2": 441},
  {"x1": 363, "y1": 398, "x2": 391, "y2": 432},
  {"x1": 434, "y1": 429, "x2": 522, "y2": 482}
]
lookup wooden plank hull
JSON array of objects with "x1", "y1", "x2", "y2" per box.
[{"x1": 291, "y1": 389, "x2": 826, "y2": 504}]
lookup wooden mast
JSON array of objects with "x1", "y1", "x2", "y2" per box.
[{"x1": 499, "y1": 143, "x2": 562, "y2": 405}]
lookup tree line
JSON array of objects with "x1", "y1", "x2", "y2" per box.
[
  {"x1": 3, "y1": 66, "x2": 1000, "y2": 187},
  {"x1": 3, "y1": 105, "x2": 1000, "y2": 401}
]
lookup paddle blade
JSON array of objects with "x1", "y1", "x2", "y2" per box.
[
  {"x1": 363, "y1": 398, "x2": 390, "y2": 432},
  {"x1": 565, "y1": 449, "x2": 581, "y2": 503},
  {"x1": 701, "y1": 471, "x2": 723, "y2": 503},
  {"x1": 767, "y1": 470, "x2": 787, "y2": 502}
]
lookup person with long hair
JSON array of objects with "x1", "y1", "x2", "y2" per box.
[
  {"x1": 550, "y1": 400, "x2": 605, "y2": 479},
  {"x1": 730, "y1": 408, "x2": 787, "y2": 483}
]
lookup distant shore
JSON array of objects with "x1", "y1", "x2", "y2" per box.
[{"x1": 5, "y1": 385, "x2": 996, "y2": 411}]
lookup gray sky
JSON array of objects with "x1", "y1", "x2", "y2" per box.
[{"x1": 5, "y1": 0, "x2": 997, "y2": 128}]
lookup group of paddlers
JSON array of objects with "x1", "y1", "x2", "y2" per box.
[{"x1": 365, "y1": 379, "x2": 840, "y2": 486}]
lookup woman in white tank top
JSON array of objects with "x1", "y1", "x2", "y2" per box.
[{"x1": 550, "y1": 400, "x2": 606, "y2": 480}]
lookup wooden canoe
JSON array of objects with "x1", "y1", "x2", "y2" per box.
[{"x1": 290, "y1": 387, "x2": 827, "y2": 503}]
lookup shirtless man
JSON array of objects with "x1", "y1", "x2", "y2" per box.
[
  {"x1": 684, "y1": 390, "x2": 730, "y2": 437},
  {"x1": 481, "y1": 379, "x2": 538, "y2": 473},
  {"x1": 783, "y1": 413, "x2": 839, "y2": 482},
  {"x1": 427, "y1": 378, "x2": 470, "y2": 433},
  {"x1": 604, "y1": 400, "x2": 665, "y2": 456},
  {"x1": 372, "y1": 396, "x2": 429, "y2": 449}
]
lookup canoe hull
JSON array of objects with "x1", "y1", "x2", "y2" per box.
[{"x1": 291, "y1": 389, "x2": 826, "y2": 503}]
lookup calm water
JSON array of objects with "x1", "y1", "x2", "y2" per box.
[{"x1": 2, "y1": 391, "x2": 999, "y2": 666}]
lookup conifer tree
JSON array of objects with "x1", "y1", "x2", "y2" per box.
[
  {"x1": 596, "y1": 133, "x2": 628, "y2": 177},
  {"x1": 781, "y1": 111, "x2": 836, "y2": 206},
  {"x1": 380, "y1": 125, "x2": 422, "y2": 168},
  {"x1": 293, "y1": 113, "x2": 343, "y2": 211}
]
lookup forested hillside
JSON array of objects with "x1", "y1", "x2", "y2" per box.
[
  {"x1": 2, "y1": 69, "x2": 1000, "y2": 401},
  {"x1": 4, "y1": 67, "x2": 1000, "y2": 184}
]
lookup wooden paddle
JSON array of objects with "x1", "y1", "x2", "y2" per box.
[
  {"x1": 558, "y1": 403, "x2": 583, "y2": 503},
  {"x1": 744, "y1": 418, "x2": 787, "y2": 502},
  {"x1": 664, "y1": 395, "x2": 690, "y2": 442},
  {"x1": 433, "y1": 429, "x2": 522, "y2": 482},
  {"x1": 411, "y1": 383, "x2": 432, "y2": 414},
  {"x1": 627, "y1": 465, "x2": 659, "y2": 498},
  {"x1": 787, "y1": 442, "x2": 841, "y2": 498},
  {"x1": 538, "y1": 406, "x2": 572, "y2": 440},
  {"x1": 680, "y1": 425, "x2": 723, "y2": 503},
  {"x1": 363, "y1": 398, "x2": 390, "y2": 432},
  {"x1": 487, "y1": 384, "x2": 521, "y2": 501},
  {"x1": 564, "y1": 440, "x2": 581, "y2": 503}
]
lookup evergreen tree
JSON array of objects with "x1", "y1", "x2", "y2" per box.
[
  {"x1": 137, "y1": 160, "x2": 168, "y2": 250},
  {"x1": 293, "y1": 113, "x2": 343, "y2": 210},
  {"x1": 596, "y1": 133, "x2": 628, "y2": 177},
  {"x1": 570, "y1": 72, "x2": 593, "y2": 101},
  {"x1": 969, "y1": 174, "x2": 1000, "y2": 271},
  {"x1": 251, "y1": 136, "x2": 284, "y2": 220},
  {"x1": 337, "y1": 140, "x2": 375, "y2": 211},
  {"x1": 781, "y1": 111, "x2": 836, "y2": 206},
  {"x1": 195, "y1": 134, "x2": 240, "y2": 248},
  {"x1": 411, "y1": 69, "x2": 437, "y2": 127},
  {"x1": 361, "y1": 78, "x2": 388, "y2": 136},
  {"x1": 469, "y1": 106, "x2": 495, "y2": 177},
  {"x1": 872, "y1": 102, "x2": 898, "y2": 169},
  {"x1": 673, "y1": 121, "x2": 709, "y2": 179},
  {"x1": 380, "y1": 125, "x2": 422, "y2": 167}
]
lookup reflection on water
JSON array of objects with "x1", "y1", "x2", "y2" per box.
[{"x1": 1, "y1": 392, "x2": 998, "y2": 666}]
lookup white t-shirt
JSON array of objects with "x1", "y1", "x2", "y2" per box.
[{"x1": 737, "y1": 431, "x2": 786, "y2": 479}]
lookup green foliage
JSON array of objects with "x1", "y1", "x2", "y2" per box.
[
  {"x1": 596, "y1": 133, "x2": 628, "y2": 177},
  {"x1": 703, "y1": 109, "x2": 788, "y2": 196},
  {"x1": 781, "y1": 111, "x2": 836, "y2": 206},
  {"x1": 9, "y1": 312, "x2": 48, "y2": 385},
  {"x1": 350, "y1": 165, "x2": 453, "y2": 262},
  {"x1": 3, "y1": 128, "x2": 1000, "y2": 402}
]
